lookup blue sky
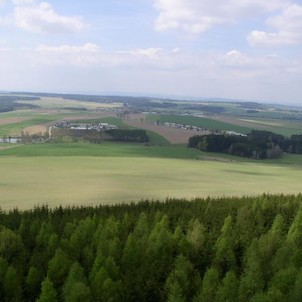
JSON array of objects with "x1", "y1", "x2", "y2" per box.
[{"x1": 1, "y1": 0, "x2": 302, "y2": 104}]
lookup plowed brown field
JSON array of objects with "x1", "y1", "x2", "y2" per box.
[
  {"x1": 124, "y1": 114, "x2": 198, "y2": 144},
  {"x1": 0, "y1": 117, "x2": 31, "y2": 126}
]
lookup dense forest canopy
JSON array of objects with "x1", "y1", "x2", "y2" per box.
[
  {"x1": 0, "y1": 96, "x2": 40, "y2": 112},
  {"x1": 1, "y1": 194, "x2": 302, "y2": 301},
  {"x1": 188, "y1": 130, "x2": 302, "y2": 159},
  {"x1": 105, "y1": 129, "x2": 149, "y2": 143}
]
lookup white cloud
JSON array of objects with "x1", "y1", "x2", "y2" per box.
[
  {"x1": 1, "y1": 43, "x2": 302, "y2": 103},
  {"x1": 216, "y1": 49, "x2": 301, "y2": 79},
  {"x1": 116, "y1": 48, "x2": 163, "y2": 58},
  {"x1": 37, "y1": 43, "x2": 99, "y2": 54},
  {"x1": 13, "y1": 1, "x2": 88, "y2": 33},
  {"x1": 12, "y1": 0, "x2": 34, "y2": 4},
  {"x1": 248, "y1": 4, "x2": 302, "y2": 46},
  {"x1": 0, "y1": 40, "x2": 10, "y2": 50},
  {"x1": 29, "y1": 43, "x2": 191, "y2": 72},
  {"x1": 153, "y1": 0, "x2": 233, "y2": 34},
  {"x1": 153, "y1": 0, "x2": 287, "y2": 34},
  {"x1": 35, "y1": 43, "x2": 101, "y2": 65}
]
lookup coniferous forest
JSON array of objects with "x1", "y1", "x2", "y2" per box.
[{"x1": 1, "y1": 194, "x2": 302, "y2": 301}]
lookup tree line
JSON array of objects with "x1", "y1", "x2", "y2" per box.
[
  {"x1": 1, "y1": 194, "x2": 302, "y2": 301},
  {"x1": 0, "y1": 96, "x2": 40, "y2": 113},
  {"x1": 51, "y1": 128, "x2": 149, "y2": 144},
  {"x1": 105, "y1": 129, "x2": 149, "y2": 143},
  {"x1": 188, "y1": 130, "x2": 302, "y2": 159}
]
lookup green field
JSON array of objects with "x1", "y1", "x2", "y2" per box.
[
  {"x1": 0, "y1": 142, "x2": 196, "y2": 158},
  {"x1": 1, "y1": 101, "x2": 302, "y2": 211},
  {"x1": 147, "y1": 113, "x2": 302, "y2": 137},
  {"x1": 147, "y1": 114, "x2": 252, "y2": 134},
  {"x1": 0, "y1": 112, "x2": 75, "y2": 136},
  {"x1": 0, "y1": 142, "x2": 301, "y2": 210}
]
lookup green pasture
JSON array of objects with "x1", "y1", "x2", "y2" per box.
[
  {"x1": 235, "y1": 118, "x2": 302, "y2": 137},
  {"x1": 0, "y1": 154, "x2": 301, "y2": 210},
  {"x1": 0, "y1": 142, "x2": 196, "y2": 158},
  {"x1": 147, "y1": 113, "x2": 302, "y2": 137}
]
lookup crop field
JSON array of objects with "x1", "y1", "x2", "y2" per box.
[
  {"x1": 147, "y1": 113, "x2": 302, "y2": 137},
  {"x1": 17, "y1": 96, "x2": 123, "y2": 109},
  {"x1": 124, "y1": 114, "x2": 195, "y2": 144},
  {"x1": 211, "y1": 116, "x2": 302, "y2": 137},
  {"x1": 0, "y1": 109, "x2": 116, "y2": 136},
  {"x1": 1, "y1": 98, "x2": 302, "y2": 211},
  {"x1": 147, "y1": 114, "x2": 252, "y2": 134},
  {"x1": 0, "y1": 142, "x2": 301, "y2": 210}
]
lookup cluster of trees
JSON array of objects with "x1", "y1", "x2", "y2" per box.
[
  {"x1": 17, "y1": 92, "x2": 159, "y2": 107},
  {"x1": 20, "y1": 131, "x2": 49, "y2": 144},
  {"x1": 188, "y1": 130, "x2": 302, "y2": 159},
  {"x1": 51, "y1": 128, "x2": 149, "y2": 144},
  {"x1": 183, "y1": 105, "x2": 225, "y2": 114},
  {"x1": 0, "y1": 96, "x2": 40, "y2": 112},
  {"x1": 105, "y1": 129, "x2": 149, "y2": 143},
  {"x1": 1, "y1": 194, "x2": 302, "y2": 301}
]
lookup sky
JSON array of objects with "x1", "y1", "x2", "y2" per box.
[{"x1": 0, "y1": 0, "x2": 302, "y2": 104}]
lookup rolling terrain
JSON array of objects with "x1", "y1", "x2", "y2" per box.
[{"x1": 0, "y1": 93, "x2": 301, "y2": 210}]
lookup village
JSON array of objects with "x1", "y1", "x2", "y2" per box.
[
  {"x1": 54, "y1": 120, "x2": 118, "y2": 131},
  {"x1": 160, "y1": 121, "x2": 247, "y2": 137}
]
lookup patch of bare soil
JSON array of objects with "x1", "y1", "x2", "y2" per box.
[
  {"x1": 0, "y1": 117, "x2": 31, "y2": 126},
  {"x1": 22, "y1": 125, "x2": 48, "y2": 135},
  {"x1": 61, "y1": 112, "x2": 115, "y2": 121},
  {"x1": 124, "y1": 114, "x2": 199, "y2": 144}
]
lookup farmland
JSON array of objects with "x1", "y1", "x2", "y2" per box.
[
  {"x1": 0, "y1": 141, "x2": 301, "y2": 210},
  {"x1": 1, "y1": 94, "x2": 302, "y2": 211},
  {"x1": 16, "y1": 96, "x2": 123, "y2": 109}
]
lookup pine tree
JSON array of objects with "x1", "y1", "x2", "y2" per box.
[
  {"x1": 26, "y1": 266, "x2": 42, "y2": 301},
  {"x1": 287, "y1": 205, "x2": 302, "y2": 247},
  {"x1": 215, "y1": 270, "x2": 239, "y2": 302},
  {"x1": 186, "y1": 219, "x2": 206, "y2": 251},
  {"x1": 3, "y1": 266, "x2": 22, "y2": 301},
  {"x1": 47, "y1": 248, "x2": 71, "y2": 288},
  {"x1": 289, "y1": 267, "x2": 302, "y2": 302},
  {"x1": 239, "y1": 239, "x2": 265, "y2": 300},
  {"x1": 0, "y1": 256, "x2": 8, "y2": 297},
  {"x1": 165, "y1": 254, "x2": 197, "y2": 302},
  {"x1": 63, "y1": 262, "x2": 91, "y2": 302},
  {"x1": 214, "y1": 215, "x2": 237, "y2": 274},
  {"x1": 37, "y1": 277, "x2": 58, "y2": 302},
  {"x1": 196, "y1": 267, "x2": 220, "y2": 302}
]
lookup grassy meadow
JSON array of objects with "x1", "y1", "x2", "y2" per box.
[{"x1": 0, "y1": 141, "x2": 302, "y2": 210}]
